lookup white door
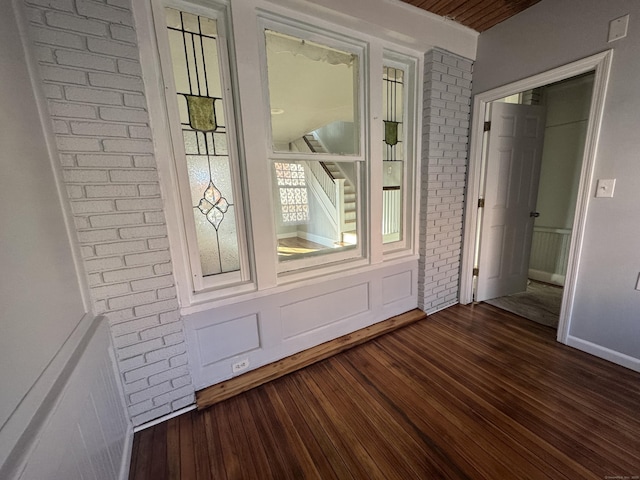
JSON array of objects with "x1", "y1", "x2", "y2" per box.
[{"x1": 476, "y1": 102, "x2": 546, "y2": 302}]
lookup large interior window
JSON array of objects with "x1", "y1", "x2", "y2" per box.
[
  {"x1": 145, "y1": 1, "x2": 420, "y2": 304},
  {"x1": 263, "y1": 25, "x2": 363, "y2": 271}
]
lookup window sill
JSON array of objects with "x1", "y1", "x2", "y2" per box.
[{"x1": 179, "y1": 254, "x2": 418, "y2": 316}]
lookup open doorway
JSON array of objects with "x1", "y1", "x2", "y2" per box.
[
  {"x1": 459, "y1": 51, "x2": 613, "y2": 344},
  {"x1": 482, "y1": 73, "x2": 595, "y2": 330}
]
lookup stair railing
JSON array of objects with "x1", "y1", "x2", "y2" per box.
[{"x1": 382, "y1": 186, "x2": 401, "y2": 237}]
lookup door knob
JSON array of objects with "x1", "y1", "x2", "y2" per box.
[{"x1": 530, "y1": 211, "x2": 540, "y2": 218}]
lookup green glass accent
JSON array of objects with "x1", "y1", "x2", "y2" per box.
[
  {"x1": 384, "y1": 120, "x2": 398, "y2": 146},
  {"x1": 185, "y1": 95, "x2": 217, "y2": 132}
]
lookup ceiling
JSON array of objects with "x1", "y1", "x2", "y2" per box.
[{"x1": 399, "y1": 0, "x2": 542, "y2": 32}]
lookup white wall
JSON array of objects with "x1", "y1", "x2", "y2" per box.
[
  {"x1": 474, "y1": 0, "x2": 640, "y2": 363},
  {"x1": 536, "y1": 75, "x2": 593, "y2": 229},
  {"x1": 0, "y1": 0, "x2": 87, "y2": 433},
  {"x1": 1, "y1": 2, "x2": 131, "y2": 478}
]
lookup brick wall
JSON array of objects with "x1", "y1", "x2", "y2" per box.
[
  {"x1": 23, "y1": 0, "x2": 194, "y2": 425},
  {"x1": 419, "y1": 49, "x2": 473, "y2": 314}
]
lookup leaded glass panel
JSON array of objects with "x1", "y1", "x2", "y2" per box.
[
  {"x1": 382, "y1": 66, "x2": 405, "y2": 244},
  {"x1": 166, "y1": 8, "x2": 240, "y2": 277}
]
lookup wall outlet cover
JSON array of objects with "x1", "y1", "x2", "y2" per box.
[
  {"x1": 232, "y1": 358, "x2": 250, "y2": 373},
  {"x1": 608, "y1": 15, "x2": 630, "y2": 42},
  {"x1": 595, "y1": 178, "x2": 616, "y2": 198}
]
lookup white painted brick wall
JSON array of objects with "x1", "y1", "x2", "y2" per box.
[
  {"x1": 419, "y1": 49, "x2": 472, "y2": 314},
  {"x1": 23, "y1": 0, "x2": 194, "y2": 426}
]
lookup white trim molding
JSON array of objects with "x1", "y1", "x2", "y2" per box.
[
  {"x1": 460, "y1": 50, "x2": 613, "y2": 347},
  {"x1": 566, "y1": 336, "x2": 640, "y2": 373}
]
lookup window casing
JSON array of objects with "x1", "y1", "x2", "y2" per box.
[
  {"x1": 382, "y1": 52, "x2": 418, "y2": 254},
  {"x1": 153, "y1": 2, "x2": 251, "y2": 293},
  {"x1": 142, "y1": 0, "x2": 420, "y2": 307},
  {"x1": 261, "y1": 20, "x2": 366, "y2": 274}
]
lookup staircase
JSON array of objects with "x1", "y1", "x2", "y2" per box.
[
  {"x1": 324, "y1": 162, "x2": 356, "y2": 245},
  {"x1": 303, "y1": 135, "x2": 357, "y2": 245}
]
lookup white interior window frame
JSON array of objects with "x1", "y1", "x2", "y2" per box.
[
  {"x1": 381, "y1": 50, "x2": 419, "y2": 256},
  {"x1": 135, "y1": 0, "x2": 424, "y2": 310},
  {"x1": 149, "y1": 0, "x2": 254, "y2": 297},
  {"x1": 257, "y1": 14, "x2": 368, "y2": 275}
]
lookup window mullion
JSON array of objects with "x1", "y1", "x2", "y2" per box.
[
  {"x1": 369, "y1": 43, "x2": 385, "y2": 264},
  {"x1": 230, "y1": 0, "x2": 278, "y2": 290}
]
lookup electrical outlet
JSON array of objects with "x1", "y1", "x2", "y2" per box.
[{"x1": 232, "y1": 358, "x2": 250, "y2": 373}]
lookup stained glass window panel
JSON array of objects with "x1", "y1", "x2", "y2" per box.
[
  {"x1": 166, "y1": 8, "x2": 240, "y2": 278},
  {"x1": 382, "y1": 66, "x2": 404, "y2": 161},
  {"x1": 382, "y1": 65, "x2": 405, "y2": 244}
]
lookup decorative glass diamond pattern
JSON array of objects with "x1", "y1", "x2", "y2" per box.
[
  {"x1": 197, "y1": 181, "x2": 229, "y2": 230},
  {"x1": 166, "y1": 7, "x2": 240, "y2": 277}
]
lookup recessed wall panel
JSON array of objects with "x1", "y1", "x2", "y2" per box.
[
  {"x1": 196, "y1": 314, "x2": 260, "y2": 366},
  {"x1": 281, "y1": 283, "x2": 369, "y2": 339},
  {"x1": 383, "y1": 270, "x2": 413, "y2": 305}
]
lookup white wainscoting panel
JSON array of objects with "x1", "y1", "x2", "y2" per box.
[
  {"x1": 184, "y1": 259, "x2": 418, "y2": 390},
  {"x1": 196, "y1": 314, "x2": 261, "y2": 366},
  {"x1": 529, "y1": 226, "x2": 572, "y2": 286},
  {"x1": 383, "y1": 270, "x2": 413, "y2": 305},
  {"x1": 16, "y1": 318, "x2": 132, "y2": 480},
  {"x1": 281, "y1": 283, "x2": 369, "y2": 339}
]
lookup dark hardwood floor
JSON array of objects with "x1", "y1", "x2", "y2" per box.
[{"x1": 129, "y1": 303, "x2": 640, "y2": 479}]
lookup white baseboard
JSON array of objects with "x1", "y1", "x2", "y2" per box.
[
  {"x1": 118, "y1": 424, "x2": 135, "y2": 480},
  {"x1": 276, "y1": 232, "x2": 298, "y2": 239},
  {"x1": 528, "y1": 269, "x2": 565, "y2": 286},
  {"x1": 133, "y1": 404, "x2": 197, "y2": 433},
  {"x1": 566, "y1": 335, "x2": 640, "y2": 373},
  {"x1": 298, "y1": 231, "x2": 335, "y2": 247}
]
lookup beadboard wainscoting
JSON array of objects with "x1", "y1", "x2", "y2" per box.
[
  {"x1": 10, "y1": 317, "x2": 132, "y2": 480},
  {"x1": 184, "y1": 260, "x2": 418, "y2": 391},
  {"x1": 528, "y1": 226, "x2": 572, "y2": 286}
]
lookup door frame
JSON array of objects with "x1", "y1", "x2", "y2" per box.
[{"x1": 460, "y1": 50, "x2": 613, "y2": 344}]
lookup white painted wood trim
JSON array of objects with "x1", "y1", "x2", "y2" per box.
[
  {"x1": 556, "y1": 51, "x2": 613, "y2": 344},
  {"x1": 381, "y1": 50, "x2": 421, "y2": 258},
  {"x1": 136, "y1": 0, "x2": 426, "y2": 312},
  {"x1": 566, "y1": 335, "x2": 640, "y2": 373},
  {"x1": 460, "y1": 50, "x2": 613, "y2": 348},
  {"x1": 265, "y1": 0, "x2": 478, "y2": 59},
  {"x1": 1, "y1": 317, "x2": 132, "y2": 480},
  {"x1": 133, "y1": 0, "x2": 197, "y2": 308},
  {"x1": 528, "y1": 269, "x2": 565, "y2": 286},
  {"x1": 118, "y1": 425, "x2": 135, "y2": 480},
  {"x1": 0, "y1": 313, "x2": 95, "y2": 479},
  {"x1": 133, "y1": 405, "x2": 197, "y2": 433}
]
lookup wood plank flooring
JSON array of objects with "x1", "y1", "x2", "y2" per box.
[{"x1": 129, "y1": 303, "x2": 640, "y2": 479}]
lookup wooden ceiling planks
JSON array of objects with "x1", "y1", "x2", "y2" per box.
[{"x1": 400, "y1": 0, "x2": 542, "y2": 32}]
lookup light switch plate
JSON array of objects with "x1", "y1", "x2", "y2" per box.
[
  {"x1": 595, "y1": 179, "x2": 616, "y2": 198},
  {"x1": 636, "y1": 274, "x2": 640, "y2": 291},
  {"x1": 608, "y1": 14, "x2": 629, "y2": 42}
]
